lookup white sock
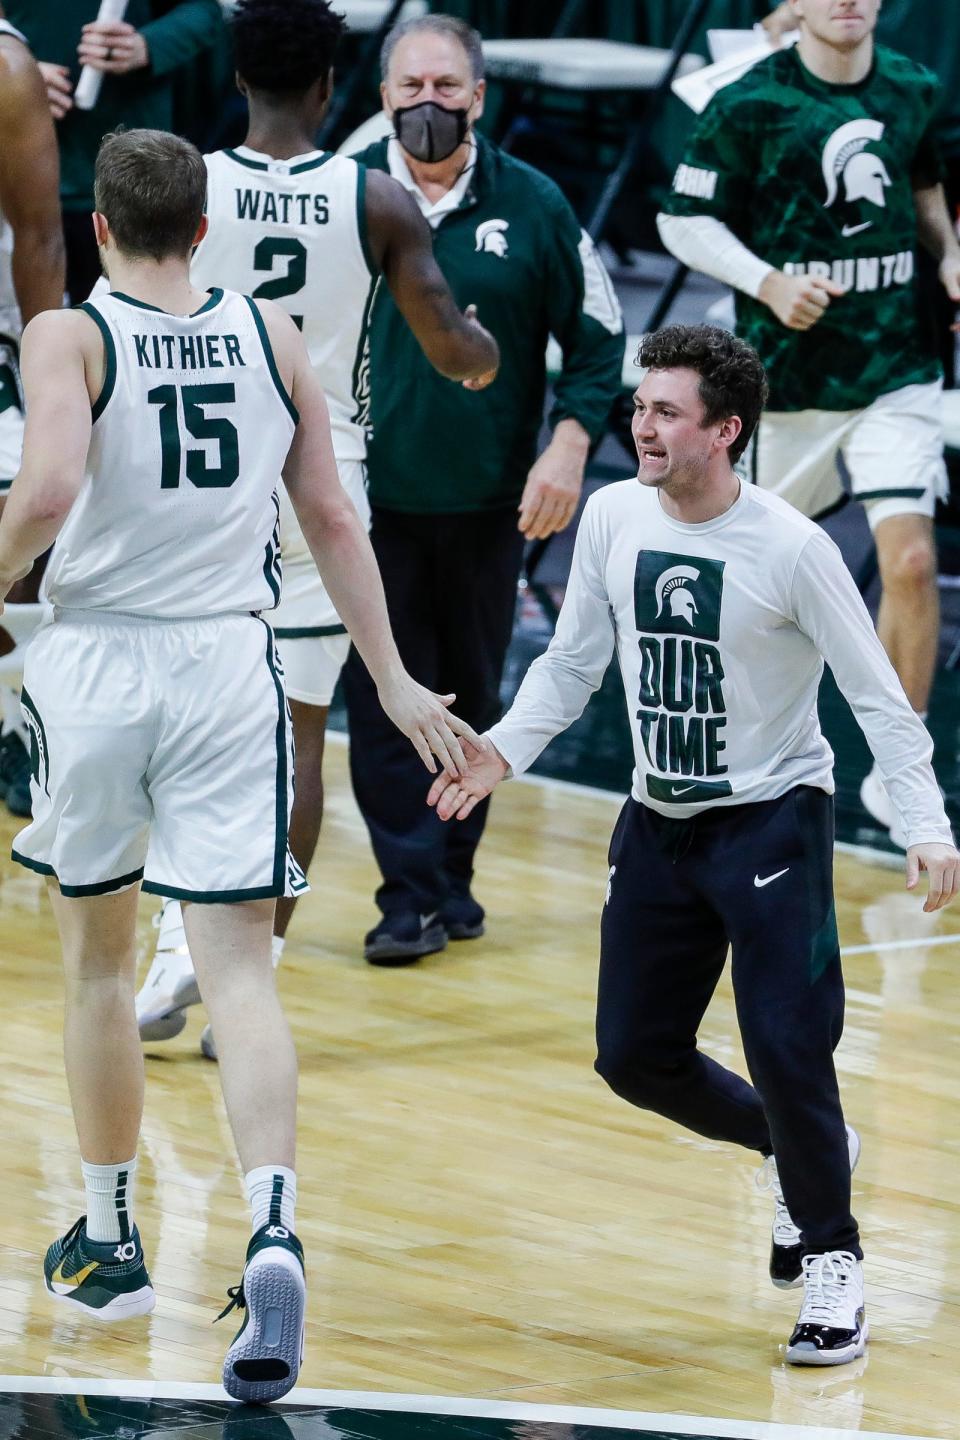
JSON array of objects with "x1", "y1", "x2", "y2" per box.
[
  {"x1": 271, "y1": 935, "x2": 285, "y2": 968},
  {"x1": 82, "y1": 1156, "x2": 137, "y2": 1244},
  {"x1": 245, "y1": 1164, "x2": 297, "y2": 1234},
  {"x1": 157, "y1": 899, "x2": 187, "y2": 952}
]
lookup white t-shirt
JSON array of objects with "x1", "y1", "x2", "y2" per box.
[{"x1": 488, "y1": 478, "x2": 952, "y2": 848}]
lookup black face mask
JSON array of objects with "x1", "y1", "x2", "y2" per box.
[{"x1": 392, "y1": 100, "x2": 469, "y2": 163}]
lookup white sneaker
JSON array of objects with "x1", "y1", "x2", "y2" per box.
[
  {"x1": 758, "y1": 1124, "x2": 860, "y2": 1289},
  {"x1": 135, "y1": 901, "x2": 201, "y2": 1041},
  {"x1": 859, "y1": 766, "x2": 906, "y2": 849},
  {"x1": 786, "y1": 1250, "x2": 867, "y2": 1366}
]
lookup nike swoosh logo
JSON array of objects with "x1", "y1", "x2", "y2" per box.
[
  {"x1": 50, "y1": 1259, "x2": 99, "y2": 1293},
  {"x1": 841, "y1": 222, "x2": 872, "y2": 237},
  {"x1": 754, "y1": 868, "x2": 789, "y2": 888},
  {"x1": 671, "y1": 784, "x2": 696, "y2": 796}
]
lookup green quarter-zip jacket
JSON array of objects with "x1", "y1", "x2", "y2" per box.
[{"x1": 354, "y1": 134, "x2": 624, "y2": 514}]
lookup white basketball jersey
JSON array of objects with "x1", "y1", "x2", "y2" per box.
[
  {"x1": 192, "y1": 146, "x2": 377, "y2": 463},
  {"x1": 44, "y1": 289, "x2": 296, "y2": 617},
  {"x1": 0, "y1": 21, "x2": 30, "y2": 343}
]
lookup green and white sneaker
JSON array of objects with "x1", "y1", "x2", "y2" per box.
[
  {"x1": 218, "y1": 1224, "x2": 306, "y2": 1403},
  {"x1": 44, "y1": 1216, "x2": 156, "y2": 1320}
]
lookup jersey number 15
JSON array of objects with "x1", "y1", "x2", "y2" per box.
[{"x1": 147, "y1": 382, "x2": 239, "y2": 489}]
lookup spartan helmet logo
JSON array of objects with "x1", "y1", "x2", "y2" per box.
[
  {"x1": 655, "y1": 564, "x2": 700, "y2": 627},
  {"x1": 822, "y1": 119, "x2": 891, "y2": 213},
  {"x1": 475, "y1": 218, "x2": 509, "y2": 257}
]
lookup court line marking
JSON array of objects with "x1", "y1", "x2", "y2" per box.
[
  {"x1": 0, "y1": 1377, "x2": 936, "y2": 1440},
  {"x1": 841, "y1": 933, "x2": 960, "y2": 955}
]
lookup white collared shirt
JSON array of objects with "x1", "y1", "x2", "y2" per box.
[{"x1": 386, "y1": 135, "x2": 477, "y2": 229}]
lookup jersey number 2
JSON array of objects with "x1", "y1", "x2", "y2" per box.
[
  {"x1": 252, "y1": 237, "x2": 307, "y2": 331},
  {"x1": 147, "y1": 383, "x2": 240, "y2": 489}
]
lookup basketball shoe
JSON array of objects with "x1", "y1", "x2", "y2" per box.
[
  {"x1": 135, "y1": 901, "x2": 201, "y2": 1041},
  {"x1": 757, "y1": 1124, "x2": 861, "y2": 1289},
  {"x1": 786, "y1": 1250, "x2": 867, "y2": 1365},
  {"x1": 218, "y1": 1223, "x2": 306, "y2": 1403},
  {"x1": 44, "y1": 1216, "x2": 155, "y2": 1320}
]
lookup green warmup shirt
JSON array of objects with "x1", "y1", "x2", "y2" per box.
[
  {"x1": 6, "y1": 0, "x2": 224, "y2": 211},
  {"x1": 663, "y1": 45, "x2": 944, "y2": 412},
  {"x1": 354, "y1": 134, "x2": 624, "y2": 514}
]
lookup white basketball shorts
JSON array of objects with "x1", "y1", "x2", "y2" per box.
[
  {"x1": 749, "y1": 379, "x2": 948, "y2": 531},
  {"x1": 12, "y1": 610, "x2": 308, "y2": 902},
  {"x1": 270, "y1": 459, "x2": 368, "y2": 706}
]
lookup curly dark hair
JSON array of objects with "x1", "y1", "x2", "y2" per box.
[
  {"x1": 232, "y1": 0, "x2": 344, "y2": 94},
  {"x1": 638, "y1": 324, "x2": 768, "y2": 465}
]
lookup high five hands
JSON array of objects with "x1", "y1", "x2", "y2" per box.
[{"x1": 427, "y1": 734, "x2": 509, "y2": 819}]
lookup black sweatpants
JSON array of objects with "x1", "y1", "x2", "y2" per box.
[
  {"x1": 342, "y1": 504, "x2": 525, "y2": 916},
  {"x1": 595, "y1": 787, "x2": 860, "y2": 1259}
]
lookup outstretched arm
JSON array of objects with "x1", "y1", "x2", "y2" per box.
[
  {"x1": 261, "y1": 300, "x2": 476, "y2": 777},
  {"x1": 365, "y1": 167, "x2": 498, "y2": 382}
]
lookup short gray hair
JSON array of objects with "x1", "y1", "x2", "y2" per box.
[{"x1": 380, "y1": 14, "x2": 484, "y2": 83}]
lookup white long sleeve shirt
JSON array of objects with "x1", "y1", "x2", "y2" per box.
[{"x1": 488, "y1": 479, "x2": 952, "y2": 847}]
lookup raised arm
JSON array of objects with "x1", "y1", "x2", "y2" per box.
[
  {"x1": 364, "y1": 167, "x2": 498, "y2": 382},
  {"x1": 0, "y1": 37, "x2": 65, "y2": 326},
  {"x1": 0, "y1": 311, "x2": 99, "y2": 603},
  {"x1": 258, "y1": 300, "x2": 476, "y2": 776}
]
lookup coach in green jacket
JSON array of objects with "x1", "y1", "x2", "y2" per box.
[{"x1": 344, "y1": 13, "x2": 623, "y2": 965}]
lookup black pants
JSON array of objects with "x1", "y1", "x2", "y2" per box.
[
  {"x1": 343, "y1": 504, "x2": 525, "y2": 916},
  {"x1": 595, "y1": 788, "x2": 860, "y2": 1258}
]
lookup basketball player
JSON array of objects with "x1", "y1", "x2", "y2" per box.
[
  {"x1": 134, "y1": 0, "x2": 499, "y2": 1057},
  {"x1": 657, "y1": 0, "x2": 960, "y2": 848},
  {"x1": 0, "y1": 9, "x2": 64, "y2": 817},
  {"x1": 427, "y1": 325, "x2": 959, "y2": 1366},
  {"x1": 0, "y1": 128, "x2": 477, "y2": 1401}
]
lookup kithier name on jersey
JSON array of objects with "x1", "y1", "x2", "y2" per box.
[
  {"x1": 235, "y1": 188, "x2": 329, "y2": 226},
  {"x1": 132, "y1": 333, "x2": 246, "y2": 370}
]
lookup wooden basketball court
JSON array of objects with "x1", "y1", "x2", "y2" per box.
[{"x1": 1, "y1": 737, "x2": 957, "y2": 1439}]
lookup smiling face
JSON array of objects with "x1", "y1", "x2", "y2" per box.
[
  {"x1": 789, "y1": 0, "x2": 881, "y2": 49},
  {"x1": 381, "y1": 29, "x2": 484, "y2": 126},
  {"x1": 631, "y1": 367, "x2": 738, "y2": 491}
]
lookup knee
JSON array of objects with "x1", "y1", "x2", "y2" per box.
[
  {"x1": 594, "y1": 1040, "x2": 683, "y2": 1108},
  {"x1": 879, "y1": 535, "x2": 937, "y2": 595}
]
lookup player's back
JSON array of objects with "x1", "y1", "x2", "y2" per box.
[
  {"x1": 193, "y1": 147, "x2": 377, "y2": 461},
  {"x1": 44, "y1": 288, "x2": 297, "y2": 617}
]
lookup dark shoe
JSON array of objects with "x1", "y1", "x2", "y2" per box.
[
  {"x1": 44, "y1": 1216, "x2": 155, "y2": 1320},
  {"x1": 0, "y1": 730, "x2": 32, "y2": 817},
  {"x1": 440, "y1": 891, "x2": 485, "y2": 940},
  {"x1": 219, "y1": 1223, "x2": 306, "y2": 1403},
  {"x1": 786, "y1": 1251, "x2": 867, "y2": 1366},
  {"x1": 364, "y1": 911, "x2": 447, "y2": 966}
]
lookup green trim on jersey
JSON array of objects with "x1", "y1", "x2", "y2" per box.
[
  {"x1": 77, "y1": 303, "x2": 117, "y2": 422},
  {"x1": 856, "y1": 485, "x2": 927, "y2": 501},
  {"x1": 0, "y1": 360, "x2": 19, "y2": 416},
  {"x1": 0, "y1": 479, "x2": 13, "y2": 493},
  {"x1": 273, "y1": 623, "x2": 348, "y2": 638},
  {"x1": 141, "y1": 878, "x2": 288, "y2": 902},
  {"x1": 355, "y1": 165, "x2": 377, "y2": 278},
  {"x1": 259, "y1": 617, "x2": 290, "y2": 895},
  {"x1": 11, "y1": 849, "x2": 145, "y2": 896},
  {"x1": 262, "y1": 490, "x2": 281, "y2": 607},
  {"x1": 349, "y1": 278, "x2": 378, "y2": 430},
  {"x1": 110, "y1": 288, "x2": 224, "y2": 317},
  {"x1": 290, "y1": 152, "x2": 333, "y2": 175},
  {"x1": 243, "y1": 296, "x2": 299, "y2": 425},
  {"x1": 224, "y1": 147, "x2": 270, "y2": 172}
]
